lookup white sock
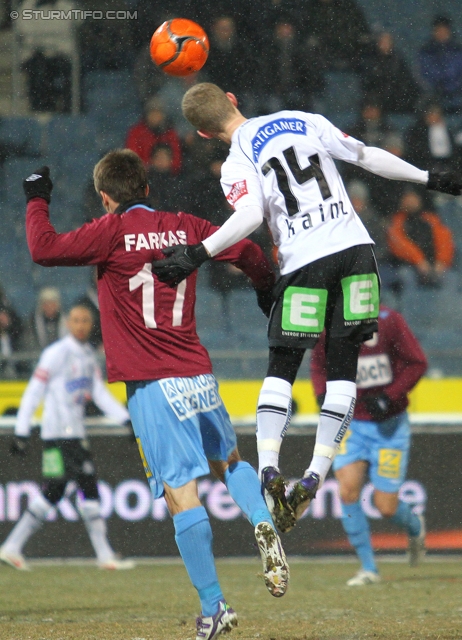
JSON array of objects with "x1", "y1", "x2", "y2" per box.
[
  {"x1": 256, "y1": 376, "x2": 292, "y2": 477},
  {"x1": 3, "y1": 493, "x2": 52, "y2": 554},
  {"x1": 79, "y1": 499, "x2": 115, "y2": 563},
  {"x1": 306, "y1": 380, "x2": 356, "y2": 483}
]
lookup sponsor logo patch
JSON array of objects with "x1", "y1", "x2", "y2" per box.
[
  {"x1": 356, "y1": 354, "x2": 393, "y2": 389},
  {"x1": 160, "y1": 374, "x2": 222, "y2": 421},
  {"x1": 378, "y1": 449, "x2": 402, "y2": 479},
  {"x1": 226, "y1": 180, "x2": 248, "y2": 206},
  {"x1": 251, "y1": 117, "x2": 306, "y2": 160}
]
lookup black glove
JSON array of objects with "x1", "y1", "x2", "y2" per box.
[
  {"x1": 255, "y1": 288, "x2": 273, "y2": 317},
  {"x1": 10, "y1": 436, "x2": 29, "y2": 456},
  {"x1": 23, "y1": 166, "x2": 53, "y2": 203},
  {"x1": 364, "y1": 393, "x2": 391, "y2": 421},
  {"x1": 152, "y1": 243, "x2": 210, "y2": 287},
  {"x1": 427, "y1": 171, "x2": 462, "y2": 196}
]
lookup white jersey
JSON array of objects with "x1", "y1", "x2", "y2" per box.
[
  {"x1": 220, "y1": 111, "x2": 373, "y2": 275},
  {"x1": 15, "y1": 335, "x2": 129, "y2": 440}
]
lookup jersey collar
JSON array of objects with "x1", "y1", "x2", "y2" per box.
[{"x1": 114, "y1": 198, "x2": 153, "y2": 214}]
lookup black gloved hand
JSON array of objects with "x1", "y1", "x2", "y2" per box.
[
  {"x1": 427, "y1": 171, "x2": 462, "y2": 196},
  {"x1": 23, "y1": 166, "x2": 53, "y2": 203},
  {"x1": 10, "y1": 436, "x2": 29, "y2": 456},
  {"x1": 152, "y1": 243, "x2": 210, "y2": 287},
  {"x1": 255, "y1": 288, "x2": 273, "y2": 317},
  {"x1": 364, "y1": 393, "x2": 391, "y2": 421}
]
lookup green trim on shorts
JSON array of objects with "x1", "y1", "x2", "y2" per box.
[
  {"x1": 42, "y1": 448, "x2": 65, "y2": 478},
  {"x1": 281, "y1": 286, "x2": 328, "y2": 333}
]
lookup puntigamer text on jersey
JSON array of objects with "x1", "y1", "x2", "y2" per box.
[{"x1": 252, "y1": 118, "x2": 307, "y2": 161}]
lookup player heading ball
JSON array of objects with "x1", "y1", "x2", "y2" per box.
[{"x1": 153, "y1": 82, "x2": 462, "y2": 535}]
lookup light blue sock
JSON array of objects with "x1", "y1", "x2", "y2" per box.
[
  {"x1": 390, "y1": 501, "x2": 421, "y2": 537},
  {"x1": 341, "y1": 502, "x2": 377, "y2": 574},
  {"x1": 224, "y1": 461, "x2": 274, "y2": 528},
  {"x1": 173, "y1": 506, "x2": 223, "y2": 617}
]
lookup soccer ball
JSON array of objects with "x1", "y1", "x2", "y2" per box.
[{"x1": 150, "y1": 18, "x2": 209, "y2": 77}]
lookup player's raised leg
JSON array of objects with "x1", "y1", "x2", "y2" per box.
[
  {"x1": 257, "y1": 348, "x2": 305, "y2": 532},
  {"x1": 288, "y1": 337, "x2": 359, "y2": 521},
  {"x1": 210, "y1": 453, "x2": 289, "y2": 598}
]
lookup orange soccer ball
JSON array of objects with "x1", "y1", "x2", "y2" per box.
[{"x1": 150, "y1": 18, "x2": 209, "y2": 77}]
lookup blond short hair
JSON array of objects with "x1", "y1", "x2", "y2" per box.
[
  {"x1": 182, "y1": 83, "x2": 236, "y2": 134},
  {"x1": 93, "y1": 149, "x2": 147, "y2": 204}
]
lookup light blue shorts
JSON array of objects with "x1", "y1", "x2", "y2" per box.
[
  {"x1": 333, "y1": 412, "x2": 411, "y2": 493},
  {"x1": 126, "y1": 374, "x2": 237, "y2": 499}
]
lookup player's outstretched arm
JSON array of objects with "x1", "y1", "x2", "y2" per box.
[
  {"x1": 152, "y1": 205, "x2": 265, "y2": 287},
  {"x1": 355, "y1": 147, "x2": 462, "y2": 195}
]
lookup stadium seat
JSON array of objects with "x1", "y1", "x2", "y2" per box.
[
  {"x1": 322, "y1": 71, "x2": 362, "y2": 121},
  {"x1": 46, "y1": 116, "x2": 99, "y2": 159},
  {"x1": 4, "y1": 158, "x2": 39, "y2": 210},
  {"x1": 387, "y1": 114, "x2": 416, "y2": 134},
  {"x1": 0, "y1": 117, "x2": 43, "y2": 157},
  {"x1": 83, "y1": 70, "x2": 141, "y2": 116}
]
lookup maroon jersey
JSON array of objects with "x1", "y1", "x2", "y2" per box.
[
  {"x1": 310, "y1": 306, "x2": 427, "y2": 420},
  {"x1": 27, "y1": 199, "x2": 275, "y2": 382}
]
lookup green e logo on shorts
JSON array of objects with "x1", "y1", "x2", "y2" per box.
[
  {"x1": 42, "y1": 448, "x2": 65, "y2": 478},
  {"x1": 342, "y1": 273, "x2": 379, "y2": 321},
  {"x1": 282, "y1": 286, "x2": 328, "y2": 333}
]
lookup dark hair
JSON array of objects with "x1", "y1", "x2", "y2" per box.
[
  {"x1": 433, "y1": 15, "x2": 452, "y2": 28},
  {"x1": 93, "y1": 149, "x2": 147, "y2": 203}
]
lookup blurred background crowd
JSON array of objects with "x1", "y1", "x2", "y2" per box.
[{"x1": 0, "y1": 0, "x2": 461, "y2": 381}]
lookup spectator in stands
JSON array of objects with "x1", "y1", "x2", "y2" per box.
[
  {"x1": 133, "y1": 44, "x2": 168, "y2": 106},
  {"x1": 205, "y1": 16, "x2": 255, "y2": 112},
  {"x1": 369, "y1": 132, "x2": 409, "y2": 218},
  {"x1": 350, "y1": 97, "x2": 392, "y2": 148},
  {"x1": 156, "y1": 72, "x2": 205, "y2": 140},
  {"x1": 361, "y1": 31, "x2": 420, "y2": 115},
  {"x1": 258, "y1": 18, "x2": 325, "y2": 113},
  {"x1": 0, "y1": 122, "x2": 40, "y2": 165},
  {"x1": 344, "y1": 103, "x2": 404, "y2": 216},
  {"x1": 23, "y1": 287, "x2": 67, "y2": 352},
  {"x1": 405, "y1": 102, "x2": 461, "y2": 173},
  {"x1": 74, "y1": 269, "x2": 102, "y2": 352},
  {"x1": 0, "y1": 305, "x2": 23, "y2": 378},
  {"x1": 17, "y1": 0, "x2": 78, "y2": 112},
  {"x1": 348, "y1": 180, "x2": 401, "y2": 305},
  {"x1": 79, "y1": 16, "x2": 134, "y2": 75},
  {"x1": 146, "y1": 143, "x2": 187, "y2": 211},
  {"x1": 348, "y1": 180, "x2": 388, "y2": 265},
  {"x1": 387, "y1": 187, "x2": 455, "y2": 288},
  {"x1": 304, "y1": 0, "x2": 371, "y2": 71},
  {"x1": 419, "y1": 15, "x2": 462, "y2": 114},
  {"x1": 125, "y1": 96, "x2": 183, "y2": 174}
]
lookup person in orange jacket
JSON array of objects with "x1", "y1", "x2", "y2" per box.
[{"x1": 387, "y1": 186, "x2": 454, "y2": 286}]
